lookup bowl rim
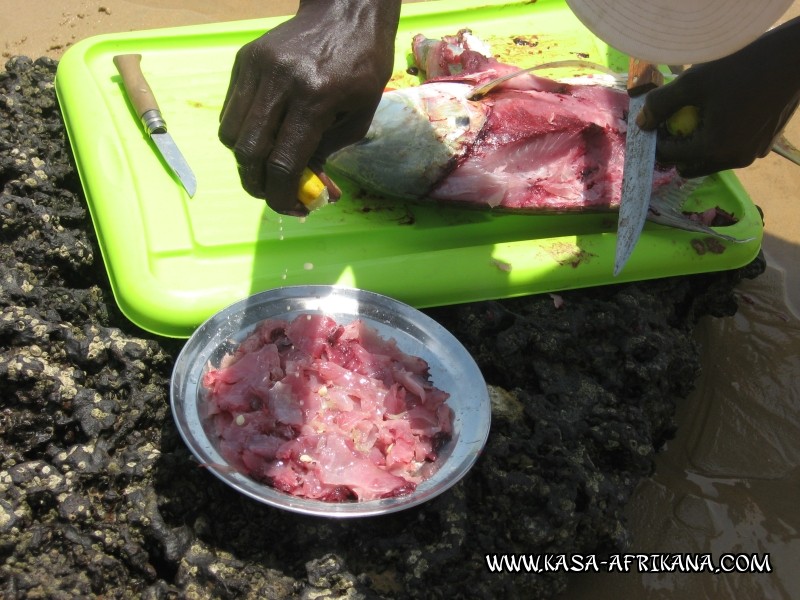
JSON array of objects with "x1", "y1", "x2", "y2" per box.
[{"x1": 170, "y1": 285, "x2": 491, "y2": 518}]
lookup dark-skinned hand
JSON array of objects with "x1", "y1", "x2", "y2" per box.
[
  {"x1": 219, "y1": 0, "x2": 401, "y2": 215},
  {"x1": 637, "y1": 16, "x2": 800, "y2": 178}
]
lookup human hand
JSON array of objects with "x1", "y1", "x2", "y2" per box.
[
  {"x1": 637, "y1": 17, "x2": 800, "y2": 178},
  {"x1": 219, "y1": 0, "x2": 401, "y2": 215}
]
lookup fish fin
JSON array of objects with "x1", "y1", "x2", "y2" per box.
[
  {"x1": 468, "y1": 60, "x2": 671, "y2": 98},
  {"x1": 468, "y1": 65, "x2": 544, "y2": 99},
  {"x1": 648, "y1": 177, "x2": 755, "y2": 243},
  {"x1": 532, "y1": 60, "x2": 628, "y2": 90}
]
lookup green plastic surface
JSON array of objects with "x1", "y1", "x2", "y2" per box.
[{"x1": 55, "y1": 0, "x2": 763, "y2": 338}]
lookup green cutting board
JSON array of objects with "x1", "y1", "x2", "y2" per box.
[{"x1": 55, "y1": 0, "x2": 762, "y2": 338}]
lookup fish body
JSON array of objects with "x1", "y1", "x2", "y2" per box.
[{"x1": 327, "y1": 31, "x2": 746, "y2": 240}]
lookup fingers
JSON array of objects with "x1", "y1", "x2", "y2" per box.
[
  {"x1": 218, "y1": 57, "x2": 240, "y2": 128},
  {"x1": 635, "y1": 103, "x2": 659, "y2": 131},
  {"x1": 674, "y1": 161, "x2": 717, "y2": 179},
  {"x1": 639, "y1": 75, "x2": 699, "y2": 127},
  {"x1": 656, "y1": 133, "x2": 708, "y2": 166},
  {"x1": 635, "y1": 73, "x2": 711, "y2": 173},
  {"x1": 236, "y1": 97, "x2": 372, "y2": 213},
  {"x1": 218, "y1": 70, "x2": 319, "y2": 214},
  {"x1": 218, "y1": 46, "x2": 262, "y2": 148},
  {"x1": 262, "y1": 106, "x2": 326, "y2": 215},
  {"x1": 226, "y1": 78, "x2": 287, "y2": 200},
  {"x1": 659, "y1": 134, "x2": 759, "y2": 178}
]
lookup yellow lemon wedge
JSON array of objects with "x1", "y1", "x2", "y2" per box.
[
  {"x1": 297, "y1": 168, "x2": 329, "y2": 211},
  {"x1": 666, "y1": 105, "x2": 700, "y2": 137}
]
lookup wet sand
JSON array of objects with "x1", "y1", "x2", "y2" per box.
[
  {"x1": 565, "y1": 6, "x2": 800, "y2": 598},
  {"x1": 3, "y1": 1, "x2": 798, "y2": 598}
]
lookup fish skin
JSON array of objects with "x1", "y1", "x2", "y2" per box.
[
  {"x1": 326, "y1": 31, "x2": 750, "y2": 241},
  {"x1": 328, "y1": 78, "x2": 649, "y2": 211},
  {"x1": 326, "y1": 82, "x2": 486, "y2": 201}
]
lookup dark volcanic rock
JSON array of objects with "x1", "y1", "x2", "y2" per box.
[{"x1": 0, "y1": 55, "x2": 765, "y2": 599}]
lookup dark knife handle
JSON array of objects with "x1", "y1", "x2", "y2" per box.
[
  {"x1": 113, "y1": 54, "x2": 167, "y2": 135},
  {"x1": 627, "y1": 58, "x2": 664, "y2": 97}
]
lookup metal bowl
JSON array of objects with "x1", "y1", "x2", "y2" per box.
[{"x1": 170, "y1": 285, "x2": 490, "y2": 518}]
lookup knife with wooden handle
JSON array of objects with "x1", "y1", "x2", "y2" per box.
[
  {"x1": 614, "y1": 57, "x2": 664, "y2": 276},
  {"x1": 113, "y1": 54, "x2": 197, "y2": 197}
]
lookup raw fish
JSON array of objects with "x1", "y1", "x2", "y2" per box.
[
  {"x1": 203, "y1": 315, "x2": 453, "y2": 502},
  {"x1": 327, "y1": 31, "x2": 748, "y2": 241}
]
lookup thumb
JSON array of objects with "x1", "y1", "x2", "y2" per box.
[
  {"x1": 635, "y1": 102, "x2": 659, "y2": 130},
  {"x1": 635, "y1": 77, "x2": 697, "y2": 130}
]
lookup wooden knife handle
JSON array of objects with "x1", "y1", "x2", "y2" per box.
[
  {"x1": 627, "y1": 57, "x2": 664, "y2": 97},
  {"x1": 113, "y1": 54, "x2": 166, "y2": 134}
]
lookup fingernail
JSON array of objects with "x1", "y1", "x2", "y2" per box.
[
  {"x1": 320, "y1": 172, "x2": 342, "y2": 201},
  {"x1": 635, "y1": 107, "x2": 651, "y2": 129}
]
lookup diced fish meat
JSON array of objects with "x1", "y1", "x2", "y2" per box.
[{"x1": 202, "y1": 315, "x2": 453, "y2": 502}]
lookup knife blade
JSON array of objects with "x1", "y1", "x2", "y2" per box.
[
  {"x1": 614, "y1": 58, "x2": 664, "y2": 276},
  {"x1": 113, "y1": 54, "x2": 197, "y2": 197}
]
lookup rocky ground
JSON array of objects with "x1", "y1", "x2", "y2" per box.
[{"x1": 0, "y1": 56, "x2": 765, "y2": 599}]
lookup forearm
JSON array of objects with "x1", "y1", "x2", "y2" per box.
[
  {"x1": 719, "y1": 15, "x2": 800, "y2": 134},
  {"x1": 760, "y1": 15, "x2": 800, "y2": 59},
  {"x1": 725, "y1": 16, "x2": 800, "y2": 89}
]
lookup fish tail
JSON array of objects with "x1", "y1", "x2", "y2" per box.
[{"x1": 648, "y1": 177, "x2": 755, "y2": 243}]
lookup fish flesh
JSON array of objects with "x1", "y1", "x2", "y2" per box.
[
  {"x1": 202, "y1": 314, "x2": 453, "y2": 502},
  {"x1": 326, "y1": 30, "x2": 747, "y2": 240}
]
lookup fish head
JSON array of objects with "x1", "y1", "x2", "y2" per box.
[{"x1": 326, "y1": 82, "x2": 488, "y2": 200}]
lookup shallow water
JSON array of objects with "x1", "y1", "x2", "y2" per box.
[{"x1": 564, "y1": 264, "x2": 800, "y2": 599}]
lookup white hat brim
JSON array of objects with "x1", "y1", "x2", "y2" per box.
[{"x1": 566, "y1": 0, "x2": 792, "y2": 64}]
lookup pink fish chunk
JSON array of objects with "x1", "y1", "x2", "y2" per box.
[{"x1": 202, "y1": 315, "x2": 453, "y2": 502}]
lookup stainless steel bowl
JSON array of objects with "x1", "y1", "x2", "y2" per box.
[{"x1": 170, "y1": 285, "x2": 491, "y2": 518}]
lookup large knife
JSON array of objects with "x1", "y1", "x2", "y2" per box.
[
  {"x1": 614, "y1": 58, "x2": 664, "y2": 276},
  {"x1": 113, "y1": 54, "x2": 197, "y2": 197}
]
